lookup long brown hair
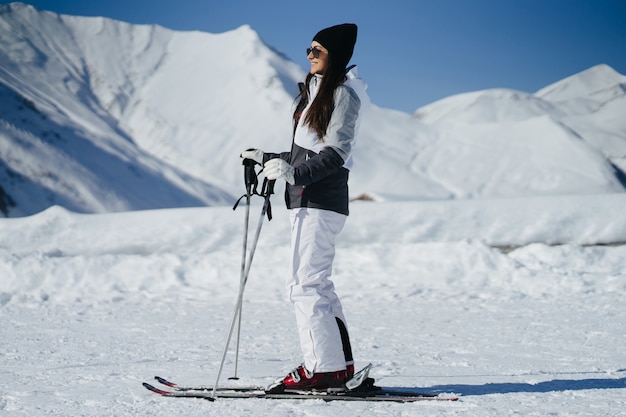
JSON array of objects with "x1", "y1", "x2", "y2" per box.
[{"x1": 293, "y1": 51, "x2": 347, "y2": 141}]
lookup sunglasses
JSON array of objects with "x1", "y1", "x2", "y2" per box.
[{"x1": 306, "y1": 47, "x2": 324, "y2": 58}]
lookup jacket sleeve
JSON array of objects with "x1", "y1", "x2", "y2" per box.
[
  {"x1": 323, "y1": 85, "x2": 361, "y2": 162},
  {"x1": 262, "y1": 151, "x2": 291, "y2": 164},
  {"x1": 292, "y1": 146, "x2": 345, "y2": 186}
]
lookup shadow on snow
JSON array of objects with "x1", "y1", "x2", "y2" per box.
[{"x1": 397, "y1": 377, "x2": 626, "y2": 396}]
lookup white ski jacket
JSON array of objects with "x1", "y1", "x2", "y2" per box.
[{"x1": 266, "y1": 66, "x2": 369, "y2": 215}]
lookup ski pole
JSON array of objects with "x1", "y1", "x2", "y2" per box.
[
  {"x1": 212, "y1": 178, "x2": 275, "y2": 399},
  {"x1": 231, "y1": 159, "x2": 258, "y2": 380}
]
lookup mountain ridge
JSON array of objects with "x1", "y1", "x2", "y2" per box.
[{"x1": 1, "y1": 3, "x2": 625, "y2": 217}]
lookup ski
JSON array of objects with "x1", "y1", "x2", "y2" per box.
[
  {"x1": 144, "y1": 363, "x2": 458, "y2": 402},
  {"x1": 143, "y1": 363, "x2": 458, "y2": 402},
  {"x1": 152, "y1": 375, "x2": 264, "y2": 392},
  {"x1": 143, "y1": 382, "x2": 458, "y2": 402}
]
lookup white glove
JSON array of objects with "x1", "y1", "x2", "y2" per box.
[
  {"x1": 240, "y1": 149, "x2": 264, "y2": 165},
  {"x1": 264, "y1": 158, "x2": 295, "y2": 185}
]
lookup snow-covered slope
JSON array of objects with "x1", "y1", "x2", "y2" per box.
[
  {"x1": 1, "y1": 3, "x2": 625, "y2": 217},
  {"x1": 0, "y1": 82, "x2": 233, "y2": 216},
  {"x1": 1, "y1": 199, "x2": 625, "y2": 416}
]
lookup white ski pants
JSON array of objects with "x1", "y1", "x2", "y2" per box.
[{"x1": 288, "y1": 207, "x2": 349, "y2": 373}]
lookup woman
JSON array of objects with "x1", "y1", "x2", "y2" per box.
[{"x1": 242, "y1": 23, "x2": 369, "y2": 392}]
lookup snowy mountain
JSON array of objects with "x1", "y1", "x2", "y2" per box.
[
  {"x1": 1, "y1": 3, "x2": 625, "y2": 217},
  {"x1": 0, "y1": 3, "x2": 238, "y2": 216},
  {"x1": 412, "y1": 64, "x2": 626, "y2": 196},
  {"x1": 536, "y1": 64, "x2": 626, "y2": 171}
]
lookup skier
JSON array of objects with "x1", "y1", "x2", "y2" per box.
[{"x1": 241, "y1": 23, "x2": 370, "y2": 391}]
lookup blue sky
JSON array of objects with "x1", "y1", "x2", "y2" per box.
[{"x1": 8, "y1": 0, "x2": 626, "y2": 113}]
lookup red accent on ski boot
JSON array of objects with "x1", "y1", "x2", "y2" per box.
[
  {"x1": 267, "y1": 365, "x2": 349, "y2": 393},
  {"x1": 346, "y1": 363, "x2": 355, "y2": 380}
]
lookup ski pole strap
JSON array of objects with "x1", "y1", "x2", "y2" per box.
[
  {"x1": 263, "y1": 178, "x2": 275, "y2": 196},
  {"x1": 261, "y1": 179, "x2": 275, "y2": 221}
]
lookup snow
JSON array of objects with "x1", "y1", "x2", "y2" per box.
[
  {"x1": 1, "y1": 4, "x2": 626, "y2": 416},
  {"x1": 2, "y1": 196, "x2": 626, "y2": 416}
]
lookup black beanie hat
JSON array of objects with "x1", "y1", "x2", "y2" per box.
[{"x1": 312, "y1": 23, "x2": 358, "y2": 69}]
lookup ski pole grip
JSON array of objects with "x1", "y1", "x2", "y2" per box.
[
  {"x1": 242, "y1": 158, "x2": 257, "y2": 167},
  {"x1": 243, "y1": 159, "x2": 257, "y2": 189}
]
